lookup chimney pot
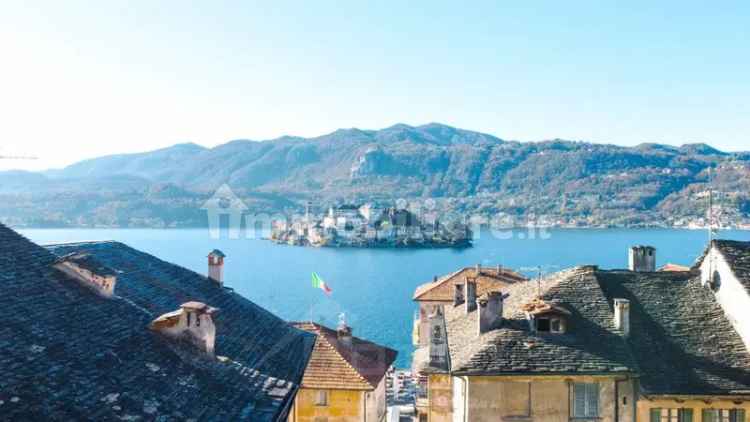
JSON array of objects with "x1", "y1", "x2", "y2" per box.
[
  {"x1": 150, "y1": 301, "x2": 218, "y2": 356},
  {"x1": 208, "y1": 249, "x2": 226, "y2": 286},
  {"x1": 614, "y1": 298, "x2": 630, "y2": 337},
  {"x1": 465, "y1": 277, "x2": 477, "y2": 313},
  {"x1": 478, "y1": 291, "x2": 505, "y2": 335},
  {"x1": 453, "y1": 283, "x2": 465, "y2": 306},
  {"x1": 628, "y1": 246, "x2": 656, "y2": 272}
]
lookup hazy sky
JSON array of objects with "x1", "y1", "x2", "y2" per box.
[{"x1": 1, "y1": 1, "x2": 748, "y2": 171}]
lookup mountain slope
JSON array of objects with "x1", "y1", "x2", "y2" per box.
[{"x1": 1, "y1": 123, "x2": 748, "y2": 228}]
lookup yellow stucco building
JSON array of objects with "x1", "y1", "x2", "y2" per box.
[{"x1": 288, "y1": 321, "x2": 397, "y2": 422}]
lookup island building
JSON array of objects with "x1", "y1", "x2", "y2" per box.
[
  {"x1": 0, "y1": 223, "x2": 316, "y2": 421},
  {"x1": 412, "y1": 246, "x2": 750, "y2": 422},
  {"x1": 287, "y1": 320, "x2": 397, "y2": 422}
]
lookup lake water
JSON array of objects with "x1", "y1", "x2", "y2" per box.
[{"x1": 20, "y1": 227, "x2": 749, "y2": 368}]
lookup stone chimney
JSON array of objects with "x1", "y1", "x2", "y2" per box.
[
  {"x1": 208, "y1": 249, "x2": 226, "y2": 286},
  {"x1": 150, "y1": 302, "x2": 219, "y2": 356},
  {"x1": 629, "y1": 246, "x2": 655, "y2": 272},
  {"x1": 53, "y1": 253, "x2": 117, "y2": 298},
  {"x1": 478, "y1": 291, "x2": 505, "y2": 335},
  {"x1": 427, "y1": 306, "x2": 449, "y2": 370},
  {"x1": 614, "y1": 298, "x2": 630, "y2": 337},
  {"x1": 465, "y1": 277, "x2": 477, "y2": 313},
  {"x1": 453, "y1": 283, "x2": 465, "y2": 306}
]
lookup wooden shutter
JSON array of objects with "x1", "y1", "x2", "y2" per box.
[
  {"x1": 586, "y1": 383, "x2": 599, "y2": 417},
  {"x1": 651, "y1": 408, "x2": 662, "y2": 422},
  {"x1": 680, "y1": 409, "x2": 693, "y2": 422},
  {"x1": 703, "y1": 409, "x2": 718, "y2": 422},
  {"x1": 573, "y1": 383, "x2": 586, "y2": 417},
  {"x1": 732, "y1": 409, "x2": 746, "y2": 422}
]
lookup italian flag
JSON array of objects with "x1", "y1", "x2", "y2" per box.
[{"x1": 311, "y1": 272, "x2": 332, "y2": 295}]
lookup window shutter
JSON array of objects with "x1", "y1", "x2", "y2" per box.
[
  {"x1": 703, "y1": 409, "x2": 717, "y2": 422},
  {"x1": 586, "y1": 383, "x2": 599, "y2": 417},
  {"x1": 651, "y1": 408, "x2": 662, "y2": 422},
  {"x1": 680, "y1": 409, "x2": 693, "y2": 422},
  {"x1": 732, "y1": 409, "x2": 746, "y2": 422},
  {"x1": 574, "y1": 383, "x2": 586, "y2": 417}
]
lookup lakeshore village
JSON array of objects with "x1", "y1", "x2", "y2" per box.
[
  {"x1": 2, "y1": 221, "x2": 750, "y2": 422},
  {"x1": 270, "y1": 203, "x2": 472, "y2": 248}
]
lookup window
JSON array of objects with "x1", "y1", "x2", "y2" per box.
[
  {"x1": 572, "y1": 382, "x2": 599, "y2": 418},
  {"x1": 649, "y1": 408, "x2": 693, "y2": 422},
  {"x1": 537, "y1": 316, "x2": 565, "y2": 333},
  {"x1": 314, "y1": 390, "x2": 328, "y2": 406},
  {"x1": 702, "y1": 409, "x2": 746, "y2": 422},
  {"x1": 537, "y1": 317, "x2": 551, "y2": 332},
  {"x1": 186, "y1": 312, "x2": 191, "y2": 327}
]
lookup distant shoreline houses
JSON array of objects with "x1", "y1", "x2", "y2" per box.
[{"x1": 270, "y1": 204, "x2": 472, "y2": 248}]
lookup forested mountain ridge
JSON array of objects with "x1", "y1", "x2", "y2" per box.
[{"x1": 2, "y1": 123, "x2": 748, "y2": 228}]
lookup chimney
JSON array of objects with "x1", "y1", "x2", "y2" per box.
[
  {"x1": 208, "y1": 249, "x2": 226, "y2": 286},
  {"x1": 150, "y1": 301, "x2": 219, "y2": 356},
  {"x1": 614, "y1": 298, "x2": 630, "y2": 337},
  {"x1": 337, "y1": 313, "x2": 353, "y2": 345},
  {"x1": 465, "y1": 277, "x2": 477, "y2": 313},
  {"x1": 433, "y1": 275, "x2": 438, "y2": 283},
  {"x1": 478, "y1": 291, "x2": 505, "y2": 334},
  {"x1": 497, "y1": 264, "x2": 502, "y2": 275},
  {"x1": 628, "y1": 246, "x2": 655, "y2": 272},
  {"x1": 427, "y1": 306, "x2": 449, "y2": 370},
  {"x1": 453, "y1": 283, "x2": 465, "y2": 306},
  {"x1": 475, "y1": 263, "x2": 481, "y2": 274}
]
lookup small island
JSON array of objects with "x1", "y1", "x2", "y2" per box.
[{"x1": 270, "y1": 204, "x2": 472, "y2": 248}]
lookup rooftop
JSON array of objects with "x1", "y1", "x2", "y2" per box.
[
  {"x1": 701, "y1": 239, "x2": 750, "y2": 293},
  {"x1": 440, "y1": 267, "x2": 636, "y2": 376},
  {"x1": 413, "y1": 266, "x2": 526, "y2": 302},
  {"x1": 0, "y1": 224, "x2": 315, "y2": 421},
  {"x1": 291, "y1": 322, "x2": 397, "y2": 390},
  {"x1": 597, "y1": 269, "x2": 750, "y2": 395}
]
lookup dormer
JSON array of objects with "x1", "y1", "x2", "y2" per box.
[
  {"x1": 522, "y1": 298, "x2": 571, "y2": 334},
  {"x1": 53, "y1": 253, "x2": 117, "y2": 298},
  {"x1": 150, "y1": 301, "x2": 219, "y2": 356}
]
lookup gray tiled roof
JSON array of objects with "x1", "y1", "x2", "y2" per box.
[
  {"x1": 0, "y1": 224, "x2": 315, "y2": 421},
  {"x1": 444, "y1": 267, "x2": 637, "y2": 375},
  {"x1": 596, "y1": 269, "x2": 750, "y2": 395}
]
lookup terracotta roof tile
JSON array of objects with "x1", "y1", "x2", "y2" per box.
[
  {"x1": 413, "y1": 266, "x2": 526, "y2": 301},
  {"x1": 292, "y1": 322, "x2": 397, "y2": 390}
]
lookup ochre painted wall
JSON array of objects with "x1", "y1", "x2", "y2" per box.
[
  {"x1": 426, "y1": 374, "x2": 633, "y2": 422},
  {"x1": 289, "y1": 388, "x2": 363, "y2": 422},
  {"x1": 638, "y1": 397, "x2": 750, "y2": 421},
  {"x1": 428, "y1": 374, "x2": 453, "y2": 422}
]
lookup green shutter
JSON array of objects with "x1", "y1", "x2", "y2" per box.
[
  {"x1": 573, "y1": 383, "x2": 586, "y2": 417},
  {"x1": 651, "y1": 408, "x2": 662, "y2": 422},
  {"x1": 680, "y1": 409, "x2": 693, "y2": 422},
  {"x1": 732, "y1": 409, "x2": 746, "y2": 422},
  {"x1": 703, "y1": 409, "x2": 718, "y2": 422},
  {"x1": 587, "y1": 383, "x2": 600, "y2": 417}
]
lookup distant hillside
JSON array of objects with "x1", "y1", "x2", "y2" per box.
[{"x1": 1, "y1": 123, "x2": 749, "y2": 228}]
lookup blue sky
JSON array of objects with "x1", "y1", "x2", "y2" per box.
[{"x1": 1, "y1": 1, "x2": 748, "y2": 170}]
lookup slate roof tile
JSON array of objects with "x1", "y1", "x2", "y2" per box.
[{"x1": 0, "y1": 224, "x2": 315, "y2": 421}]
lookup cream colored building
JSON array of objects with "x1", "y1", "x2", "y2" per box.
[{"x1": 412, "y1": 243, "x2": 750, "y2": 422}]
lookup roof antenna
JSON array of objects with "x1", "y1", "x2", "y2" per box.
[{"x1": 708, "y1": 166, "x2": 716, "y2": 244}]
